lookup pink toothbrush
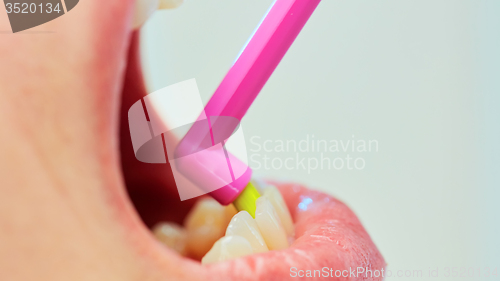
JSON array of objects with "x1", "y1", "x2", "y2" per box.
[{"x1": 176, "y1": 0, "x2": 321, "y2": 216}]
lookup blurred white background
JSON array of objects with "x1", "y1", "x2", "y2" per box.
[{"x1": 140, "y1": 0, "x2": 499, "y2": 280}]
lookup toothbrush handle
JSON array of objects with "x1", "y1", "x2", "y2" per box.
[
  {"x1": 205, "y1": 0, "x2": 321, "y2": 120},
  {"x1": 175, "y1": 0, "x2": 321, "y2": 205}
]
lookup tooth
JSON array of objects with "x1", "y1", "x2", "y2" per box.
[
  {"x1": 184, "y1": 197, "x2": 227, "y2": 259},
  {"x1": 251, "y1": 179, "x2": 270, "y2": 194},
  {"x1": 255, "y1": 197, "x2": 289, "y2": 250},
  {"x1": 224, "y1": 204, "x2": 238, "y2": 224},
  {"x1": 226, "y1": 211, "x2": 269, "y2": 253},
  {"x1": 152, "y1": 222, "x2": 187, "y2": 255},
  {"x1": 132, "y1": 0, "x2": 160, "y2": 29},
  {"x1": 263, "y1": 186, "x2": 294, "y2": 238},
  {"x1": 158, "y1": 0, "x2": 184, "y2": 9},
  {"x1": 201, "y1": 236, "x2": 254, "y2": 264}
]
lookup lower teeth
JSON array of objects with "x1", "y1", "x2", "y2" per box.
[
  {"x1": 151, "y1": 185, "x2": 294, "y2": 263},
  {"x1": 152, "y1": 222, "x2": 187, "y2": 255}
]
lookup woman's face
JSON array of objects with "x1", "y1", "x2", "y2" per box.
[{"x1": 0, "y1": 1, "x2": 385, "y2": 280}]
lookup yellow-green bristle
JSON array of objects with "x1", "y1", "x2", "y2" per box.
[{"x1": 233, "y1": 182, "x2": 260, "y2": 218}]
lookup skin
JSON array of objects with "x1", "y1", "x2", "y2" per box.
[{"x1": 0, "y1": 1, "x2": 385, "y2": 280}]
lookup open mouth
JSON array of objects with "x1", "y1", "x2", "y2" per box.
[
  {"x1": 119, "y1": 31, "x2": 386, "y2": 279},
  {"x1": 0, "y1": 0, "x2": 385, "y2": 278}
]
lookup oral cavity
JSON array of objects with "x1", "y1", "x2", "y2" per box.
[{"x1": 151, "y1": 185, "x2": 295, "y2": 264}]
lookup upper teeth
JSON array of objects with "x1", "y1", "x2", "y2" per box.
[
  {"x1": 132, "y1": 0, "x2": 184, "y2": 29},
  {"x1": 158, "y1": 0, "x2": 183, "y2": 9}
]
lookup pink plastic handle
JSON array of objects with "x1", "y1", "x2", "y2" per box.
[
  {"x1": 206, "y1": 0, "x2": 321, "y2": 120},
  {"x1": 177, "y1": 0, "x2": 321, "y2": 205}
]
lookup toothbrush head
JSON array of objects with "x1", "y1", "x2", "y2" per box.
[{"x1": 233, "y1": 181, "x2": 261, "y2": 218}]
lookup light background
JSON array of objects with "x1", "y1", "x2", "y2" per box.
[{"x1": 140, "y1": 1, "x2": 499, "y2": 280}]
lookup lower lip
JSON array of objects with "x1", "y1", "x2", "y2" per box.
[{"x1": 136, "y1": 182, "x2": 386, "y2": 280}]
